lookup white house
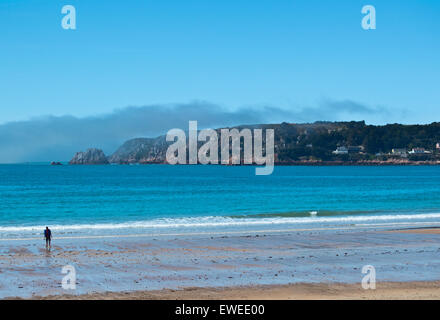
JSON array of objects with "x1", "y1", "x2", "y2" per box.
[
  {"x1": 409, "y1": 148, "x2": 431, "y2": 154},
  {"x1": 333, "y1": 146, "x2": 348, "y2": 155}
]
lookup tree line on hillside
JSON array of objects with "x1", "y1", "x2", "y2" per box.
[{"x1": 274, "y1": 121, "x2": 440, "y2": 162}]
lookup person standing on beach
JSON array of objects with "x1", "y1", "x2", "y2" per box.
[{"x1": 44, "y1": 226, "x2": 52, "y2": 250}]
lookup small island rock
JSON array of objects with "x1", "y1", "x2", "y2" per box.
[{"x1": 69, "y1": 148, "x2": 109, "y2": 165}]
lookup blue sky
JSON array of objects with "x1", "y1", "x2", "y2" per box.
[
  {"x1": 0, "y1": 1, "x2": 439, "y2": 162},
  {"x1": 0, "y1": 0, "x2": 438, "y2": 125}
]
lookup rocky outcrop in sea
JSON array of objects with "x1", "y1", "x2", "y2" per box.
[{"x1": 69, "y1": 148, "x2": 109, "y2": 165}]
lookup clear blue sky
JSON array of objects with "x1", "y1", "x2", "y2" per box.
[{"x1": 0, "y1": 0, "x2": 439, "y2": 124}]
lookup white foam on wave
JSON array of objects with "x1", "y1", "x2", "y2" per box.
[{"x1": 1, "y1": 212, "x2": 440, "y2": 233}]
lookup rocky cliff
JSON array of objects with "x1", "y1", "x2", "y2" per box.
[
  {"x1": 69, "y1": 148, "x2": 109, "y2": 165},
  {"x1": 108, "y1": 137, "x2": 168, "y2": 164}
]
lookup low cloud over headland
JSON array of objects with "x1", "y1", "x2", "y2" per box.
[{"x1": 0, "y1": 100, "x2": 394, "y2": 163}]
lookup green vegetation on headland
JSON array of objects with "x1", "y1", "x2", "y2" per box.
[
  {"x1": 69, "y1": 121, "x2": 440, "y2": 165},
  {"x1": 273, "y1": 121, "x2": 440, "y2": 164}
]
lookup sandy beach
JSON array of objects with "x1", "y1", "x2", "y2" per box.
[
  {"x1": 31, "y1": 281, "x2": 440, "y2": 300},
  {"x1": 1, "y1": 223, "x2": 440, "y2": 300}
]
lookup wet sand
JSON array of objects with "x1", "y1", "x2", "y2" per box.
[
  {"x1": 1, "y1": 224, "x2": 440, "y2": 299},
  {"x1": 34, "y1": 281, "x2": 440, "y2": 300},
  {"x1": 389, "y1": 228, "x2": 440, "y2": 235}
]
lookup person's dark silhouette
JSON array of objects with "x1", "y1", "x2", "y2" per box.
[{"x1": 44, "y1": 226, "x2": 52, "y2": 250}]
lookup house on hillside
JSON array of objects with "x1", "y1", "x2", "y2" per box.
[
  {"x1": 347, "y1": 146, "x2": 364, "y2": 154},
  {"x1": 333, "y1": 146, "x2": 348, "y2": 155},
  {"x1": 391, "y1": 148, "x2": 407, "y2": 157},
  {"x1": 409, "y1": 148, "x2": 431, "y2": 154}
]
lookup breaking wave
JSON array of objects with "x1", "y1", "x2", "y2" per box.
[{"x1": 1, "y1": 212, "x2": 440, "y2": 235}]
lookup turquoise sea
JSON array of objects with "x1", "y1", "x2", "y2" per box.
[{"x1": 1, "y1": 165, "x2": 440, "y2": 238}]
